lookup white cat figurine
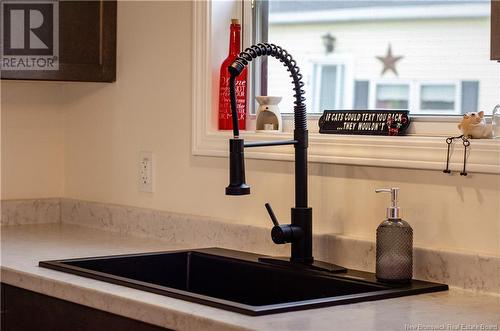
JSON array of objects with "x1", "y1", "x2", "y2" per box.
[{"x1": 458, "y1": 111, "x2": 492, "y2": 139}]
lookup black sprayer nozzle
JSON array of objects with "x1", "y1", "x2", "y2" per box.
[{"x1": 225, "y1": 138, "x2": 250, "y2": 196}]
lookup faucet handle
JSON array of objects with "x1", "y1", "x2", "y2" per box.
[
  {"x1": 265, "y1": 203, "x2": 280, "y2": 226},
  {"x1": 264, "y1": 203, "x2": 301, "y2": 244}
]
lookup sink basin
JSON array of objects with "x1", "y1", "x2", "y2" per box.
[{"x1": 39, "y1": 248, "x2": 448, "y2": 315}]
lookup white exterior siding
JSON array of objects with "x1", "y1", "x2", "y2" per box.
[{"x1": 267, "y1": 17, "x2": 499, "y2": 114}]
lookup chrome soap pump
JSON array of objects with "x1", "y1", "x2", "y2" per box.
[{"x1": 375, "y1": 187, "x2": 413, "y2": 283}]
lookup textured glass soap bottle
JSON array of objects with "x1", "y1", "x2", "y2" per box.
[
  {"x1": 218, "y1": 19, "x2": 247, "y2": 131},
  {"x1": 375, "y1": 188, "x2": 413, "y2": 283}
]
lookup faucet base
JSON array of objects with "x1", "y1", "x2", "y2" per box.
[{"x1": 258, "y1": 257, "x2": 347, "y2": 273}]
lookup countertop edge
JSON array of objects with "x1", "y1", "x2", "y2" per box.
[{"x1": 0, "y1": 265, "x2": 253, "y2": 331}]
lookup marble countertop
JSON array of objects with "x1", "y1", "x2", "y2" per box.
[{"x1": 1, "y1": 223, "x2": 499, "y2": 331}]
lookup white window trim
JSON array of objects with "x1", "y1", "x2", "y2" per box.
[{"x1": 192, "y1": 1, "x2": 500, "y2": 175}]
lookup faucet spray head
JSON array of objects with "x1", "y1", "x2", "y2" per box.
[{"x1": 225, "y1": 138, "x2": 250, "y2": 195}]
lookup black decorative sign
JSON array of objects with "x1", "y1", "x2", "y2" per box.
[{"x1": 318, "y1": 110, "x2": 411, "y2": 136}]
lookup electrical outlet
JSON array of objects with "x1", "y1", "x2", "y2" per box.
[{"x1": 139, "y1": 151, "x2": 154, "y2": 193}]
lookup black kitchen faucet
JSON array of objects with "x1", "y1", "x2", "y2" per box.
[{"x1": 225, "y1": 43, "x2": 345, "y2": 273}]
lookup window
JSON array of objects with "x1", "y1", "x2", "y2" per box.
[
  {"x1": 419, "y1": 84, "x2": 457, "y2": 113},
  {"x1": 267, "y1": 59, "x2": 348, "y2": 114},
  {"x1": 192, "y1": 1, "x2": 500, "y2": 174},
  {"x1": 257, "y1": 0, "x2": 498, "y2": 117},
  {"x1": 312, "y1": 62, "x2": 345, "y2": 113},
  {"x1": 367, "y1": 81, "x2": 463, "y2": 114},
  {"x1": 375, "y1": 84, "x2": 409, "y2": 110}
]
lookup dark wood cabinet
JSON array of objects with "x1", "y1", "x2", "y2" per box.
[
  {"x1": 1, "y1": 0, "x2": 116, "y2": 82},
  {"x1": 1, "y1": 283, "x2": 170, "y2": 330},
  {"x1": 492, "y1": 0, "x2": 500, "y2": 61}
]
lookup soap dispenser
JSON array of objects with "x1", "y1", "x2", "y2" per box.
[{"x1": 375, "y1": 187, "x2": 413, "y2": 283}]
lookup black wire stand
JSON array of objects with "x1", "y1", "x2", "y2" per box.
[{"x1": 443, "y1": 135, "x2": 471, "y2": 176}]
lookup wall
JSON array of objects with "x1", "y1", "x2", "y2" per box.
[
  {"x1": 1, "y1": 82, "x2": 65, "y2": 199},
  {"x1": 1, "y1": 2, "x2": 498, "y2": 257}
]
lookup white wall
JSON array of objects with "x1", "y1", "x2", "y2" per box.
[
  {"x1": 1, "y1": 2, "x2": 499, "y2": 256},
  {"x1": 1, "y1": 82, "x2": 65, "y2": 199}
]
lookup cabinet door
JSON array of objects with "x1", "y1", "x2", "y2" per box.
[
  {"x1": 1, "y1": 0, "x2": 116, "y2": 82},
  {"x1": 1, "y1": 283, "x2": 169, "y2": 331},
  {"x1": 492, "y1": 0, "x2": 500, "y2": 61}
]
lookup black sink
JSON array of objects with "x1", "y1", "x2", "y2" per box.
[{"x1": 39, "y1": 248, "x2": 448, "y2": 315}]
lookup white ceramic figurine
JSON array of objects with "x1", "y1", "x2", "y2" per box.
[
  {"x1": 255, "y1": 96, "x2": 282, "y2": 132},
  {"x1": 458, "y1": 111, "x2": 492, "y2": 139}
]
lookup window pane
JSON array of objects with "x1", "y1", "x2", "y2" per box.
[
  {"x1": 420, "y1": 85, "x2": 455, "y2": 110},
  {"x1": 319, "y1": 65, "x2": 337, "y2": 111},
  {"x1": 376, "y1": 85, "x2": 409, "y2": 109},
  {"x1": 265, "y1": 0, "x2": 498, "y2": 115}
]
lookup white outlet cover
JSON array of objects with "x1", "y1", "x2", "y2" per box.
[{"x1": 139, "y1": 151, "x2": 154, "y2": 193}]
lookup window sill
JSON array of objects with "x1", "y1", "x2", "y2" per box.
[
  {"x1": 192, "y1": 129, "x2": 500, "y2": 174},
  {"x1": 192, "y1": 1, "x2": 500, "y2": 175}
]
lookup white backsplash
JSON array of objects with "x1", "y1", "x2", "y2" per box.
[{"x1": 1, "y1": 198, "x2": 60, "y2": 225}]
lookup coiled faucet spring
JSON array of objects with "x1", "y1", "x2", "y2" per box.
[{"x1": 228, "y1": 43, "x2": 307, "y2": 133}]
